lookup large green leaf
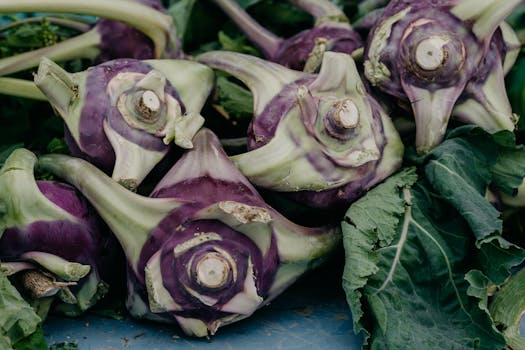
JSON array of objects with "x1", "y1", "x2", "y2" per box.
[
  {"x1": 418, "y1": 128, "x2": 502, "y2": 244},
  {"x1": 342, "y1": 167, "x2": 525, "y2": 349},
  {"x1": 0, "y1": 272, "x2": 46, "y2": 350}
]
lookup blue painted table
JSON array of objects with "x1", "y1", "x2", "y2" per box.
[{"x1": 44, "y1": 258, "x2": 364, "y2": 350}]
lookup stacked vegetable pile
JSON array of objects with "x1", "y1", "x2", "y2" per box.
[{"x1": 1, "y1": 0, "x2": 525, "y2": 348}]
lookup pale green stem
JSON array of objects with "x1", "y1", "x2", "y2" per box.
[
  {"x1": 33, "y1": 57, "x2": 78, "y2": 115},
  {"x1": 0, "y1": 0, "x2": 174, "y2": 57},
  {"x1": 37, "y1": 153, "x2": 182, "y2": 272},
  {"x1": 0, "y1": 16, "x2": 91, "y2": 32},
  {"x1": 451, "y1": 0, "x2": 523, "y2": 41},
  {"x1": 0, "y1": 78, "x2": 47, "y2": 100},
  {"x1": 196, "y1": 51, "x2": 303, "y2": 115},
  {"x1": 210, "y1": 0, "x2": 281, "y2": 58},
  {"x1": 0, "y1": 29, "x2": 100, "y2": 76},
  {"x1": 20, "y1": 251, "x2": 91, "y2": 282},
  {"x1": 0, "y1": 261, "x2": 36, "y2": 276},
  {"x1": 288, "y1": 0, "x2": 348, "y2": 24}
]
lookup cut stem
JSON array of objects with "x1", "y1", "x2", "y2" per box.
[
  {"x1": 0, "y1": 29, "x2": 100, "y2": 76},
  {"x1": 33, "y1": 57, "x2": 78, "y2": 115},
  {"x1": 20, "y1": 251, "x2": 91, "y2": 282},
  {"x1": 0, "y1": 0, "x2": 174, "y2": 57},
  {"x1": 0, "y1": 78, "x2": 47, "y2": 100},
  {"x1": 210, "y1": 0, "x2": 282, "y2": 58}
]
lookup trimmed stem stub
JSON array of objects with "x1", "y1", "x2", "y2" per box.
[
  {"x1": 195, "y1": 253, "x2": 231, "y2": 289},
  {"x1": 20, "y1": 270, "x2": 76, "y2": 299},
  {"x1": 140, "y1": 91, "x2": 161, "y2": 116},
  {"x1": 415, "y1": 36, "x2": 449, "y2": 71},
  {"x1": 333, "y1": 99, "x2": 359, "y2": 129},
  {"x1": 21, "y1": 251, "x2": 91, "y2": 282}
]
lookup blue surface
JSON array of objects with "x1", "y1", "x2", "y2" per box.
[{"x1": 44, "y1": 260, "x2": 364, "y2": 350}]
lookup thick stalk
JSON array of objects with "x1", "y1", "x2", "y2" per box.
[
  {"x1": 0, "y1": 0, "x2": 174, "y2": 58},
  {"x1": 33, "y1": 57, "x2": 78, "y2": 116},
  {"x1": 0, "y1": 29, "x2": 100, "y2": 76},
  {"x1": 196, "y1": 51, "x2": 303, "y2": 115},
  {"x1": 451, "y1": 0, "x2": 524, "y2": 41},
  {"x1": 0, "y1": 261, "x2": 36, "y2": 276},
  {"x1": 288, "y1": 0, "x2": 348, "y2": 23},
  {"x1": 210, "y1": 0, "x2": 281, "y2": 58},
  {"x1": 20, "y1": 251, "x2": 90, "y2": 282},
  {"x1": 0, "y1": 78, "x2": 47, "y2": 100},
  {"x1": 37, "y1": 153, "x2": 182, "y2": 272},
  {"x1": 0, "y1": 16, "x2": 91, "y2": 33}
]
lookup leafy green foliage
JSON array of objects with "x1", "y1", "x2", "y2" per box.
[
  {"x1": 343, "y1": 127, "x2": 525, "y2": 349},
  {"x1": 214, "y1": 76, "x2": 254, "y2": 121},
  {"x1": 0, "y1": 272, "x2": 47, "y2": 350},
  {"x1": 0, "y1": 18, "x2": 59, "y2": 58}
]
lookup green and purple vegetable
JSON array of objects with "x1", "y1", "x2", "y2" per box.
[
  {"x1": 363, "y1": 0, "x2": 522, "y2": 153},
  {"x1": 0, "y1": 148, "x2": 120, "y2": 317},
  {"x1": 33, "y1": 56, "x2": 214, "y2": 189},
  {"x1": 197, "y1": 50, "x2": 404, "y2": 209},
  {"x1": 210, "y1": 0, "x2": 363, "y2": 71},
  {"x1": 38, "y1": 128, "x2": 341, "y2": 337},
  {"x1": 0, "y1": 0, "x2": 180, "y2": 76}
]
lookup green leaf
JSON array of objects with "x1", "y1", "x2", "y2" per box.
[
  {"x1": 217, "y1": 31, "x2": 260, "y2": 56},
  {"x1": 0, "y1": 272, "x2": 46, "y2": 350},
  {"x1": 12, "y1": 327, "x2": 47, "y2": 350},
  {"x1": 476, "y1": 236, "x2": 525, "y2": 285},
  {"x1": 342, "y1": 167, "x2": 418, "y2": 337},
  {"x1": 490, "y1": 132, "x2": 525, "y2": 196},
  {"x1": 416, "y1": 127, "x2": 502, "y2": 244},
  {"x1": 341, "y1": 166, "x2": 523, "y2": 349},
  {"x1": 167, "y1": 0, "x2": 198, "y2": 41},
  {"x1": 215, "y1": 76, "x2": 254, "y2": 120}
]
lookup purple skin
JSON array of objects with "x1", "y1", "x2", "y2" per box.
[
  {"x1": 0, "y1": 149, "x2": 122, "y2": 315},
  {"x1": 452, "y1": 25, "x2": 519, "y2": 131},
  {"x1": 289, "y1": 98, "x2": 391, "y2": 209},
  {"x1": 246, "y1": 78, "x2": 389, "y2": 209},
  {"x1": 0, "y1": 0, "x2": 180, "y2": 77},
  {"x1": 131, "y1": 131, "x2": 281, "y2": 323},
  {"x1": 68, "y1": 59, "x2": 184, "y2": 173},
  {"x1": 97, "y1": 0, "x2": 179, "y2": 61},
  {"x1": 196, "y1": 51, "x2": 403, "y2": 210},
  {"x1": 366, "y1": 5, "x2": 480, "y2": 100},
  {"x1": 38, "y1": 128, "x2": 341, "y2": 336},
  {"x1": 271, "y1": 24, "x2": 363, "y2": 71},
  {"x1": 210, "y1": 0, "x2": 362, "y2": 71},
  {"x1": 364, "y1": 0, "x2": 522, "y2": 153},
  {"x1": 0, "y1": 182, "x2": 114, "y2": 275},
  {"x1": 247, "y1": 76, "x2": 315, "y2": 149}
]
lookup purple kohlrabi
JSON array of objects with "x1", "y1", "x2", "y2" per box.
[
  {"x1": 211, "y1": 0, "x2": 362, "y2": 72},
  {"x1": 196, "y1": 50, "x2": 404, "y2": 209},
  {"x1": 38, "y1": 128, "x2": 341, "y2": 337},
  {"x1": 0, "y1": 0, "x2": 180, "y2": 76},
  {"x1": 363, "y1": 0, "x2": 523, "y2": 153},
  {"x1": 34, "y1": 57, "x2": 214, "y2": 190},
  {"x1": 452, "y1": 22, "x2": 521, "y2": 132},
  {"x1": 0, "y1": 149, "x2": 121, "y2": 316}
]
